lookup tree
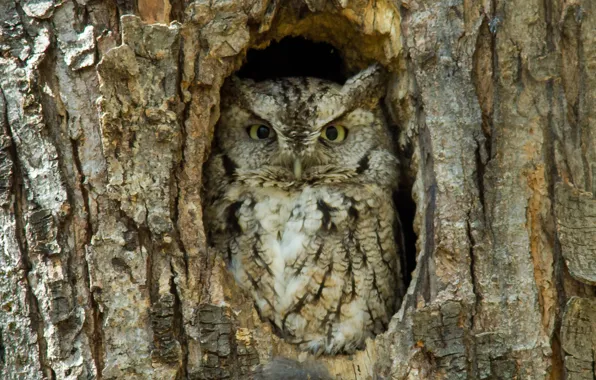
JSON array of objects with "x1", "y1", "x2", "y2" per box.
[{"x1": 0, "y1": 0, "x2": 594, "y2": 378}]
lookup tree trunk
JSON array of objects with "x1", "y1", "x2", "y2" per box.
[{"x1": 0, "y1": 0, "x2": 594, "y2": 379}]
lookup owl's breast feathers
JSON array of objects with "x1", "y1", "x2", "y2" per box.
[{"x1": 206, "y1": 168, "x2": 403, "y2": 355}]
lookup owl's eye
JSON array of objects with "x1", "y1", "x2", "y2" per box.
[
  {"x1": 320, "y1": 125, "x2": 347, "y2": 142},
  {"x1": 247, "y1": 124, "x2": 272, "y2": 140}
]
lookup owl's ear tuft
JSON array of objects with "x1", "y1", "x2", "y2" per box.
[{"x1": 342, "y1": 63, "x2": 388, "y2": 107}]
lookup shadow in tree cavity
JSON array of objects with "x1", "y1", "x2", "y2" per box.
[{"x1": 237, "y1": 37, "x2": 348, "y2": 83}]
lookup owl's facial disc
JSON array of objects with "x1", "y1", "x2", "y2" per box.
[{"x1": 216, "y1": 71, "x2": 393, "y2": 186}]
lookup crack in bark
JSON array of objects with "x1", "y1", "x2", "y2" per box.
[
  {"x1": 473, "y1": 137, "x2": 487, "y2": 219},
  {"x1": 126, "y1": 210, "x2": 183, "y2": 369},
  {"x1": 169, "y1": 263, "x2": 188, "y2": 380},
  {"x1": 540, "y1": 0, "x2": 567, "y2": 372},
  {"x1": 0, "y1": 329, "x2": 5, "y2": 365},
  {"x1": 137, "y1": 225, "x2": 155, "y2": 299},
  {"x1": 173, "y1": 183, "x2": 190, "y2": 280},
  {"x1": 576, "y1": 13, "x2": 592, "y2": 192},
  {"x1": 463, "y1": 209, "x2": 481, "y2": 376},
  {"x1": 544, "y1": 78, "x2": 567, "y2": 380},
  {"x1": 70, "y1": 137, "x2": 105, "y2": 377},
  {"x1": 395, "y1": 7, "x2": 436, "y2": 307},
  {"x1": 416, "y1": 114, "x2": 437, "y2": 304},
  {"x1": 472, "y1": 16, "x2": 494, "y2": 162},
  {"x1": 541, "y1": 30, "x2": 568, "y2": 380},
  {"x1": 174, "y1": 58, "x2": 190, "y2": 280},
  {"x1": 37, "y1": 53, "x2": 94, "y2": 379},
  {"x1": 465, "y1": 217, "x2": 480, "y2": 313}
]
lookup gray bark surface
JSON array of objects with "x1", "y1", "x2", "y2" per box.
[{"x1": 0, "y1": 0, "x2": 594, "y2": 379}]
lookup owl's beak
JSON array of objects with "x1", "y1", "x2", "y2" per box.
[{"x1": 293, "y1": 158, "x2": 302, "y2": 180}]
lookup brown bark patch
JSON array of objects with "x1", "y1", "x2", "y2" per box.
[
  {"x1": 526, "y1": 165, "x2": 557, "y2": 334},
  {"x1": 138, "y1": 0, "x2": 171, "y2": 24}
]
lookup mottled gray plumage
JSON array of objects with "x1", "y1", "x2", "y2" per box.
[{"x1": 204, "y1": 64, "x2": 404, "y2": 355}]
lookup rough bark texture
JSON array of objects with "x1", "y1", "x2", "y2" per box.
[{"x1": 0, "y1": 0, "x2": 594, "y2": 379}]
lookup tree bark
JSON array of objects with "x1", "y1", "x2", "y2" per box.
[{"x1": 0, "y1": 0, "x2": 594, "y2": 379}]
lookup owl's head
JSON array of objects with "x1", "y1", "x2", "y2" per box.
[{"x1": 214, "y1": 64, "x2": 398, "y2": 188}]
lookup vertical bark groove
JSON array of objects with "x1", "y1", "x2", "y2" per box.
[
  {"x1": 170, "y1": 264, "x2": 188, "y2": 379},
  {"x1": 70, "y1": 136, "x2": 104, "y2": 377},
  {"x1": 575, "y1": 9, "x2": 591, "y2": 192}
]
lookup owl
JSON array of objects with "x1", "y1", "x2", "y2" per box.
[{"x1": 204, "y1": 64, "x2": 404, "y2": 355}]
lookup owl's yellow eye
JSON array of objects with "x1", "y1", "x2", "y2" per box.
[
  {"x1": 247, "y1": 124, "x2": 271, "y2": 140},
  {"x1": 320, "y1": 125, "x2": 347, "y2": 142}
]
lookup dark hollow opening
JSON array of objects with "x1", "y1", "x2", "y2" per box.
[
  {"x1": 237, "y1": 37, "x2": 348, "y2": 83},
  {"x1": 394, "y1": 179, "x2": 417, "y2": 288}
]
